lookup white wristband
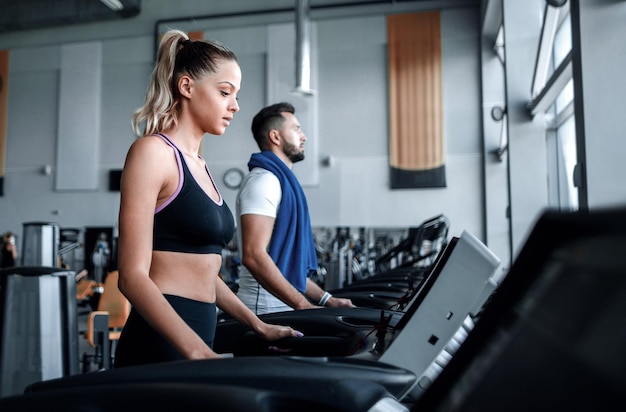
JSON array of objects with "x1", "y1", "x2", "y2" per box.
[{"x1": 318, "y1": 292, "x2": 332, "y2": 306}]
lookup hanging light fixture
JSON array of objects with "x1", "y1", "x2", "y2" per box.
[
  {"x1": 100, "y1": 0, "x2": 124, "y2": 11},
  {"x1": 294, "y1": 0, "x2": 315, "y2": 96}
]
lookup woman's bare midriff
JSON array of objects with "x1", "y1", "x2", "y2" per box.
[{"x1": 149, "y1": 250, "x2": 222, "y2": 303}]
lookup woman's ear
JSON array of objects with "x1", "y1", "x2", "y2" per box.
[{"x1": 178, "y1": 75, "x2": 193, "y2": 98}]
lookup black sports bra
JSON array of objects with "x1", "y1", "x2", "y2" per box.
[{"x1": 152, "y1": 134, "x2": 234, "y2": 254}]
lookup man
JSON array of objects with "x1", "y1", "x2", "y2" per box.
[
  {"x1": 236, "y1": 102, "x2": 354, "y2": 314},
  {"x1": 1, "y1": 231, "x2": 18, "y2": 268}
]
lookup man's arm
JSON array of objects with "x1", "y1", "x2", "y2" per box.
[
  {"x1": 239, "y1": 213, "x2": 317, "y2": 310},
  {"x1": 304, "y1": 278, "x2": 356, "y2": 308}
]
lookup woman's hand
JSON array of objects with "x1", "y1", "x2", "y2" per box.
[
  {"x1": 187, "y1": 347, "x2": 224, "y2": 360},
  {"x1": 258, "y1": 323, "x2": 304, "y2": 341}
]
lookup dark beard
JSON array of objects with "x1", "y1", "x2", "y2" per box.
[{"x1": 283, "y1": 142, "x2": 305, "y2": 163}]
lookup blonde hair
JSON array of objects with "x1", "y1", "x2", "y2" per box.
[{"x1": 132, "y1": 29, "x2": 239, "y2": 137}]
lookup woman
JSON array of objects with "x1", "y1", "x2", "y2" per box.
[{"x1": 114, "y1": 29, "x2": 302, "y2": 367}]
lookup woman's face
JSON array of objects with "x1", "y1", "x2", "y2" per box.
[{"x1": 187, "y1": 59, "x2": 241, "y2": 136}]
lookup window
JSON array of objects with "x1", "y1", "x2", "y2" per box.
[
  {"x1": 546, "y1": 5, "x2": 577, "y2": 211},
  {"x1": 535, "y1": 1, "x2": 576, "y2": 211}
]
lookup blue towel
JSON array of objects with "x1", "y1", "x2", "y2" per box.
[{"x1": 248, "y1": 151, "x2": 318, "y2": 292}]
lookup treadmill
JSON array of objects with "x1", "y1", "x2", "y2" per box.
[
  {"x1": 324, "y1": 214, "x2": 450, "y2": 309},
  {"x1": 412, "y1": 206, "x2": 626, "y2": 411},
  {"x1": 18, "y1": 230, "x2": 499, "y2": 411},
  {"x1": 334, "y1": 214, "x2": 450, "y2": 293},
  {"x1": 213, "y1": 230, "x2": 501, "y2": 402},
  {"x1": 20, "y1": 357, "x2": 412, "y2": 412},
  {"x1": 326, "y1": 251, "x2": 445, "y2": 311},
  {"x1": 16, "y1": 208, "x2": 625, "y2": 411}
]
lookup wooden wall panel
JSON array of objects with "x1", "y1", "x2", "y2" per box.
[
  {"x1": 388, "y1": 12, "x2": 445, "y2": 188},
  {"x1": 188, "y1": 31, "x2": 204, "y2": 41}
]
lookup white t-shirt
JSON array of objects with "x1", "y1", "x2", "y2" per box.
[{"x1": 235, "y1": 167, "x2": 293, "y2": 314}]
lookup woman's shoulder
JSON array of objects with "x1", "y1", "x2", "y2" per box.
[
  {"x1": 128, "y1": 134, "x2": 174, "y2": 159},
  {"x1": 132, "y1": 134, "x2": 169, "y2": 148},
  {"x1": 123, "y1": 135, "x2": 179, "y2": 182}
]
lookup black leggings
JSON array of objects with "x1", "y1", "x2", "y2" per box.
[{"x1": 113, "y1": 294, "x2": 217, "y2": 368}]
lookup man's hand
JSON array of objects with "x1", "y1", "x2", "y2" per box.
[{"x1": 326, "y1": 296, "x2": 356, "y2": 308}]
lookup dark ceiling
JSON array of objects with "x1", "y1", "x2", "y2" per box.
[
  {"x1": 0, "y1": 0, "x2": 141, "y2": 34},
  {"x1": 0, "y1": 0, "x2": 481, "y2": 35}
]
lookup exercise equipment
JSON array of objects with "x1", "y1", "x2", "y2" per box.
[
  {"x1": 214, "y1": 230, "x2": 501, "y2": 402},
  {"x1": 81, "y1": 270, "x2": 130, "y2": 372},
  {"x1": 0, "y1": 266, "x2": 78, "y2": 397},
  {"x1": 9, "y1": 379, "x2": 406, "y2": 411},
  {"x1": 23, "y1": 356, "x2": 413, "y2": 411},
  {"x1": 21, "y1": 229, "x2": 499, "y2": 409},
  {"x1": 20, "y1": 222, "x2": 60, "y2": 267},
  {"x1": 413, "y1": 207, "x2": 626, "y2": 411}
]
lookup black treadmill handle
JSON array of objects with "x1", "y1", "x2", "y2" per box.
[{"x1": 242, "y1": 331, "x2": 345, "y2": 348}]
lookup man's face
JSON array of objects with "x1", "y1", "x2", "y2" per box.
[{"x1": 278, "y1": 112, "x2": 306, "y2": 163}]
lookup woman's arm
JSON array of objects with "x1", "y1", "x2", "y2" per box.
[{"x1": 215, "y1": 277, "x2": 303, "y2": 340}]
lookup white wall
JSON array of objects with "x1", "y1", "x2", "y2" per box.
[{"x1": 0, "y1": 1, "x2": 485, "y2": 253}]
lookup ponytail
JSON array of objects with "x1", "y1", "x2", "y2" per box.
[{"x1": 131, "y1": 29, "x2": 238, "y2": 137}]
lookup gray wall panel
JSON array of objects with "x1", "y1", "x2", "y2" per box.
[{"x1": 55, "y1": 42, "x2": 101, "y2": 191}]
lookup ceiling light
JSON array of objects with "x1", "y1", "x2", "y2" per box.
[{"x1": 100, "y1": 0, "x2": 124, "y2": 11}]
